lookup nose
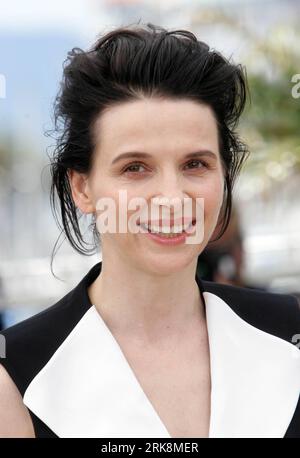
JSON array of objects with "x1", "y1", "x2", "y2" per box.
[
  {"x1": 151, "y1": 172, "x2": 190, "y2": 216},
  {"x1": 154, "y1": 170, "x2": 188, "y2": 202}
]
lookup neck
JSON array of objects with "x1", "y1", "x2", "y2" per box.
[{"x1": 87, "y1": 256, "x2": 205, "y2": 341}]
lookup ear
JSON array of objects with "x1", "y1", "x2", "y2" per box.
[{"x1": 67, "y1": 169, "x2": 95, "y2": 214}]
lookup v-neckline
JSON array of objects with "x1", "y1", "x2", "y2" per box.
[
  {"x1": 22, "y1": 261, "x2": 300, "y2": 438},
  {"x1": 90, "y1": 298, "x2": 212, "y2": 438},
  {"x1": 87, "y1": 263, "x2": 211, "y2": 438},
  {"x1": 90, "y1": 304, "x2": 176, "y2": 438}
]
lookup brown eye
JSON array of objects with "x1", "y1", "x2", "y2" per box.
[
  {"x1": 123, "y1": 162, "x2": 147, "y2": 173},
  {"x1": 184, "y1": 159, "x2": 208, "y2": 170}
]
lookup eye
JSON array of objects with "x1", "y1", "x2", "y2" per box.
[
  {"x1": 123, "y1": 162, "x2": 147, "y2": 174},
  {"x1": 184, "y1": 159, "x2": 208, "y2": 170},
  {"x1": 122, "y1": 159, "x2": 209, "y2": 175}
]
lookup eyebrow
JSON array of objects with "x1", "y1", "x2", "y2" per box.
[{"x1": 111, "y1": 149, "x2": 218, "y2": 165}]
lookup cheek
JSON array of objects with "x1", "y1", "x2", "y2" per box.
[
  {"x1": 93, "y1": 185, "x2": 143, "y2": 235},
  {"x1": 201, "y1": 177, "x2": 224, "y2": 219},
  {"x1": 90, "y1": 175, "x2": 122, "y2": 212}
]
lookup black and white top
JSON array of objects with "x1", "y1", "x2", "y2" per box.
[{"x1": 1, "y1": 261, "x2": 300, "y2": 438}]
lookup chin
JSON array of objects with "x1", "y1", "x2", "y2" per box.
[{"x1": 136, "y1": 250, "x2": 197, "y2": 277}]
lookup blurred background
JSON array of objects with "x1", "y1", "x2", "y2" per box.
[{"x1": 0, "y1": 0, "x2": 300, "y2": 329}]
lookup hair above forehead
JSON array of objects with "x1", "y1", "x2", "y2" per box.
[{"x1": 48, "y1": 21, "x2": 250, "y2": 275}]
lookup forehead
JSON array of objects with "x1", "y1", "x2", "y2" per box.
[{"x1": 93, "y1": 98, "x2": 219, "y2": 158}]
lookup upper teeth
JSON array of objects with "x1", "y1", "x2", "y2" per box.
[{"x1": 140, "y1": 222, "x2": 193, "y2": 234}]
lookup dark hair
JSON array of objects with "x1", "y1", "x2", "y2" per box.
[{"x1": 49, "y1": 21, "x2": 250, "y2": 272}]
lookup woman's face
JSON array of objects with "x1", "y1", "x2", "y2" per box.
[{"x1": 73, "y1": 97, "x2": 225, "y2": 275}]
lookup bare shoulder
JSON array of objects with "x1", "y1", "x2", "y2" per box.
[{"x1": 0, "y1": 364, "x2": 35, "y2": 438}]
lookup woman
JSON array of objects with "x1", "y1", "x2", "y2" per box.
[{"x1": 0, "y1": 23, "x2": 299, "y2": 438}]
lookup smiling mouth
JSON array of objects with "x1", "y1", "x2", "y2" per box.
[{"x1": 138, "y1": 219, "x2": 196, "y2": 236}]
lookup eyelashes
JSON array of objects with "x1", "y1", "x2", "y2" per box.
[
  {"x1": 184, "y1": 159, "x2": 209, "y2": 170},
  {"x1": 122, "y1": 159, "x2": 209, "y2": 175},
  {"x1": 123, "y1": 163, "x2": 147, "y2": 174}
]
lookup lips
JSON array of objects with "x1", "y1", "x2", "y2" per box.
[
  {"x1": 137, "y1": 218, "x2": 195, "y2": 227},
  {"x1": 137, "y1": 218, "x2": 196, "y2": 235}
]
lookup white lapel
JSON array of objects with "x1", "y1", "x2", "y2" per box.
[
  {"x1": 204, "y1": 291, "x2": 300, "y2": 438},
  {"x1": 23, "y1": 290, "x2": 300, "y2": 438},
  {"x1": 23, "y1": 305, "x2": 171, "y2": 438}
]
